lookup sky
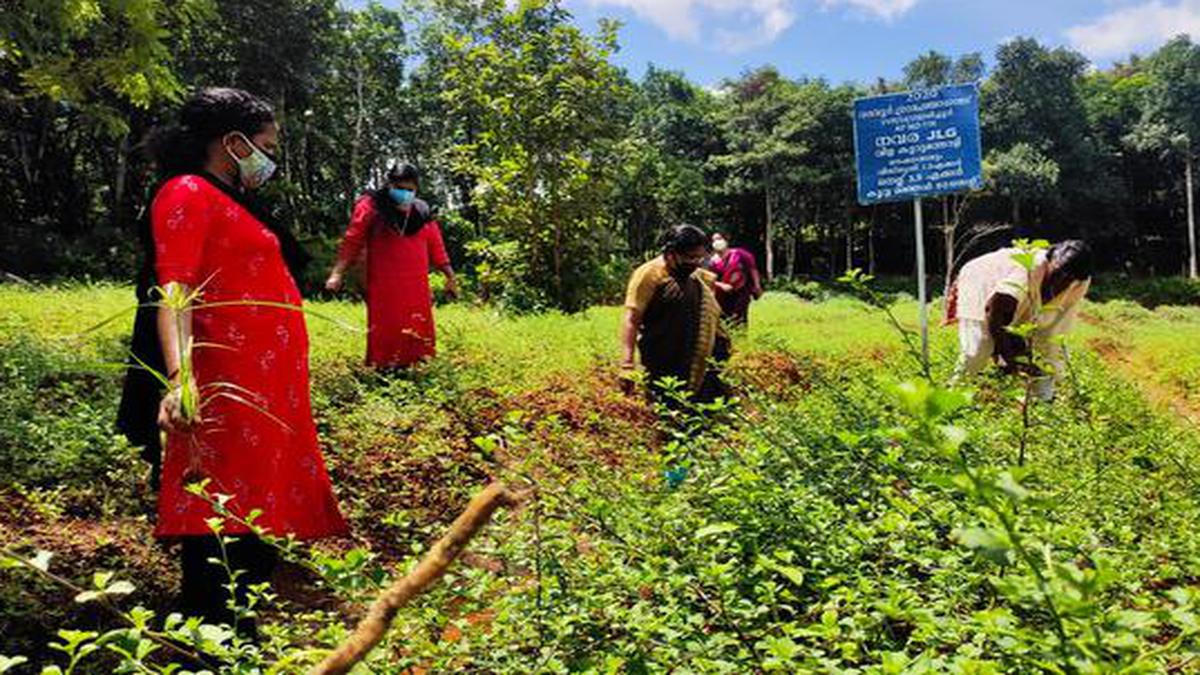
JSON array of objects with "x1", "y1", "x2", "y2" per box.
[{"x1": 361, "y1": 0, "x2": 1200, "y2": 86}]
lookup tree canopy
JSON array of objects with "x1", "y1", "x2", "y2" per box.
[{"x1": 4, "y1": 1, "x2": 1200, "y2": 306}]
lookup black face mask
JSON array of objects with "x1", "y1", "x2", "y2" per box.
[{"x1": 672, "y1": 262, "x2": 700, "y2": 279}]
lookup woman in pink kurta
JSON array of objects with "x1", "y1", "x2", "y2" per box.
[
  {"x1": 326, "y1": 163, "x2": 458, "y2": 367},
  {"x1": 708, "y1": 232, "x2": 763, "y2": 326}
]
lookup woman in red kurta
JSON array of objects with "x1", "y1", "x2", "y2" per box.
[
  {"x1": 325, "y1": 162, "x2": 458, "y2": 367},
  {"x1": 148, "y1": 88, "x2": 347, "y2": 634},
  {"x1": 153, "y1": 174, "x2": 346, "y2": 540}
]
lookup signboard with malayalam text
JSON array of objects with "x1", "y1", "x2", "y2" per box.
[{"x1": 852, "y1": 83, "x2": 983, "y2": 206}]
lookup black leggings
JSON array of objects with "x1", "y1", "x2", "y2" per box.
[{"x1": 179, "y1": 535, "x2": 277, "y2": 638}]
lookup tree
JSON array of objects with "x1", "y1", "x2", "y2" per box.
[
  {"x1": 903, "y1": 50, "x2": 983, "y2": 89},
  {"x1": 710, "y1": 67, "x2": 808, "y2": 280},
  {"x1": 174, "y1": 0, "x2": 341, "y2": 234},
  {"x1": 613, "y1": 67, "x2": 718, "y2": 255},
  {"x1": 985, "y1": 143, "x2": 1060, "y2": 225},
  {"x1": 296, "y1": 3, "x2": 409, "y2": 233},
  {"x1": 440, "y1": 0, "x2": 629, "y2": 311},
  {"x1": 0, "y1": 0, "x2": 213, "y2": 275},
  {"x1": 1, "y1": 0, "x2": 211, "y2": 130},
  {"x1": 1136, "y1": 36, "x2": 1200, "y2": 278},
  {"x1": 982, "y1": 38, "x2": 1103, "y2": 227}
]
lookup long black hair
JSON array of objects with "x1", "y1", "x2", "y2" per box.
[
  {"x1": 146, "y1": 87, "x2": 276, "y2": 178},
  {"x1": 658, "y1": 224, "x2": 709, "y2": 254},
  {"x1": 142, "y1": 87, "x2": 308, "y2": 280},
  {"x1": 1049, "y1": 239, "x2": 1093, "y2": 282}
]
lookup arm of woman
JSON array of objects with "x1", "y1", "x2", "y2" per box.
[
  {"x1": 327, "y1": 196, "x2": 373, "y2": 291},
  {"x1": 426, "y1": 221, "x2": 458, "y2": 298},
  {"x1": 985, "y1": 293, "x2": 1033, "y2": 373},
  {"x1": 150, "y1": 177, "x2": 210, "y2": 435},
  {"x1": 619, "y1": 308, "x2": 641, "y2": 394},
  {"x1": 619, "y1": 308, "x2": 640, "y2": 370},
  {"x1": 156, "y1": 283, "x2": 195, "y2": 432}
]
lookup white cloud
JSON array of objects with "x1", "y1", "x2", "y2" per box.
[
  {"x1": 581, "y1": 0, "x2": 796, "y2": 51},
  {"x1": 581, "y1": 0, "x2": 920, "y2": 52},
  {"x1": 1065, "y1": 0, "x2": 1200, "y2": 59},
  {"x1": 821, "y1": 0, "x2": 919, "y2": 22}
]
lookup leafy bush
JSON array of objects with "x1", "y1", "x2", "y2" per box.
[
  {"x1": 5, "y1": 285, "x2": 1200, "y2": 672},
  {"x1": 0, "y1": 338, "x2": 142, "y2": 508},
  {"x1": 1091, "y1": 274, "x2": 1200, "y2": 308}
]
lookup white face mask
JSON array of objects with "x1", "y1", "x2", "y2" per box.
[
  {"x1": 226, "y1": 132, "x2": 277, "y2": 190},
  {"x1": 712, "y1": 238, "x2": 729, "y2": 253}
]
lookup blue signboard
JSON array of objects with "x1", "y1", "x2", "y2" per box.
[{"x1": 853, "y1": 83, "x2": 983, "y2": 205}]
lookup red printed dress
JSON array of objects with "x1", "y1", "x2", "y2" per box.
[
  {"x1": 152, "y1": 175, "x2": 348, "y2": 540},
  {"x1": 335, "y1": 194, "x2": 450, "y2": 367}
]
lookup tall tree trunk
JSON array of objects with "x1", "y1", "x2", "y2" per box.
[
  {"x1": 1188, "y1": 143, "x2": 1197, "y2": 279},
  {"x1": 351, "y1": 53, "x2": 366, "y2": 196},
  {"x1": 764, "y1": 164, "x2": 774, "y2": 281},
  {"x1": 786, "y1": 228, "x2": 797, "y2": 278},
  {"x1": 113, "y1": 131, "x2": 130, "y2": 229},
  {"x1": 868, "y1": 208, "x2": 877, "y2": 276},
  {"x1": 826, "y1": 222, "x2": 835, "y2": 278},
  {"x1": 942, "y1": 195, "x2": 955, "y2": 299},
  {"x1": 845, "y1": 224, "x2": 853, "y2": 271}
]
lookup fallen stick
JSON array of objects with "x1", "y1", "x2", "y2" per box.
[{"x1": 309, "y1": 482, "x2": 522, "y2": 675}]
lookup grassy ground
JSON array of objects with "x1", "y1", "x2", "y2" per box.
[
  {"x1": 4, "y1": 282, "x2": 1200, "y2": 672},
  {"x1": 0, "y1": 284, "x2": 951, "y2": 377}
]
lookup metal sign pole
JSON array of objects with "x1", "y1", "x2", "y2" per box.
[{"x1": 914, "y1": 197, "x2": 929, "y2": 370}]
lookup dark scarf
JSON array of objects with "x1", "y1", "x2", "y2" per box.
[
  {"x1": 116, "y1": 172, "x2": 310, "y2": 488},
  {"x1": 369, "y1": 188, "x2": 431, "y2": 236},
  {"x1": 638, "y1": 271, "x2": 704, "y2": 383}
]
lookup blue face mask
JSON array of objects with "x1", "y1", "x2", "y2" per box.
[{"x1": 389, "y1": 188, "x2": 415, "y2": 205}]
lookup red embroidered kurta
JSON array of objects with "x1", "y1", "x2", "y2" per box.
[
  {"x1": 336, "y1": 195, "x2": 451, "y2": 367},
  {"x1": 152, "y1": 175, "x2": 348, "y2": 539}
]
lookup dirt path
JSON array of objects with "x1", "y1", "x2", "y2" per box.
[{"x1": 1080, "y1": 312, "x2": 1200, "y2": 425}]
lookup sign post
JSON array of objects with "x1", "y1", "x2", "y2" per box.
[
  {"x1": 913, "y1": 197, "x2": 927, "y2": 362},
  {"x1": 852, "y1": 83, "x2": 983, "y2": 372}
]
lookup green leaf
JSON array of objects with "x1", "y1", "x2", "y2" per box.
[
  {"x1": 953, "y1": 527, "x2": 1012, "y2": 564},
  {"x1": 994, "y1": 472, "x2": 1031, "y2": 503},
  {"x1": 771, "y1": 564, "x2": 806, "y2": 589},
  {"x1": 92, "y1": 571, "x2": 114, "y2": 590},
  {"x1": 695, "y1": 523, "x2": 739, "y2": 539},
  {"x1": 0, "y1": 656, "x2": 29, "y2": 674},
  {"x1": 105, "y1": 580, "x2": 136, "y2": 596},
  {"x1": 74, "y1": 590, "x2": 103, "y2": 604}
]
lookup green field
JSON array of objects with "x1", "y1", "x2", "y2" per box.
[{"x1": 4, "y1": 284, "x2": 1200, "y2": 673}]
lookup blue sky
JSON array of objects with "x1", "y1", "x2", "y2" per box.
[{"x1": 362, "y1": 1, "x2": 1200, "y2": 86}]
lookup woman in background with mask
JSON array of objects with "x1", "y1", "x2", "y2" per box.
[
  {"x1": 132, "y1": 87, "x2": 348, "y2": 636},
  {"x1": 325, "y1": 161, "x2": 459, "y2": 368},
  {"x1": 708, "y1": 232, "x2": 763, "y2": 327}
]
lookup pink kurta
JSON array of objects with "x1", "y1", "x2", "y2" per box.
[{"x1": 336, "y1": 195, "x2": 451, "y2": 367}]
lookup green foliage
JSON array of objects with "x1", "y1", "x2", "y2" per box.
[
  {"x1": 0, "y1": 0, "x2": 213, "y2": 131},
  {"x1": 1141, "y1": 36, "x2": 1200, "y2": 146},
  {"x1": 1090, "y1": 274, "x2": 1200, "y2": 307},
  {"x1": 902, "y1": 50, "x2": 985, "y2": 89},
  {"x1": 7, "y1": 284, "x2": 1200, "y2": 671},
  {"x1": 440, "y1": 0, "x2": 630, "y2": 311},
  {"x1": 9, "y1": 2, "x2": 1200, "y2": 290},
  {"x1": 0, "y1": 336, "x2": 138, "y2": 499},
  {"x1": 985, "y1": 143, "x2": 1060, "y2": 205}
]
